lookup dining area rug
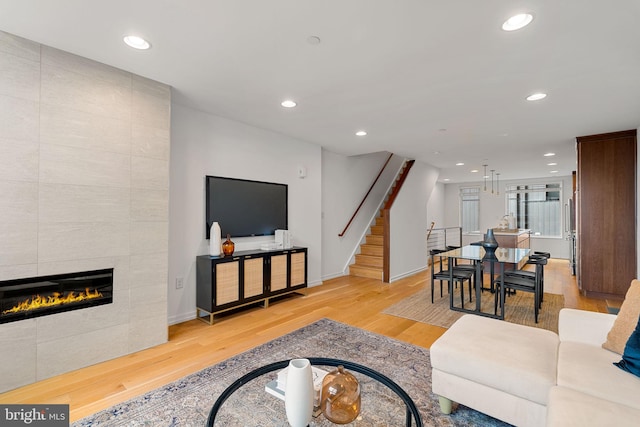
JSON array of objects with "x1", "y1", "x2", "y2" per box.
[
  {"x1": 383, "y1": 286, "x2": 564, "y2": 332},
  {"x1": 72, "y1": 318, "x2": 508, "y2": 426}
]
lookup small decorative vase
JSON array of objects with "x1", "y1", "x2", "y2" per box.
[
  {"x1": 482, "y1": 228, "x2": 499, "y2": 251},
  {"x1": 285, "y1": 358, "x2": 314, "y2": 427},
  {"x1": 222, "y1": 234, "x2": 235, "y2": 256},
  {"x1": 209, "y1": 222, "x2": 221, "y2": 256},
  {"x1": 321, "y1": 365, "x2": 361, "y2": 424}
]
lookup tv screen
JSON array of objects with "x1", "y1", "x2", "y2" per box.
[{"x1": 206, "y1": 176, "x2": 288, "y2": 238}]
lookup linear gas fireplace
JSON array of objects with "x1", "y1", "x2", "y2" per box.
[{"x1": 0, "y1": 269, "x2": 113, "y2": 324}]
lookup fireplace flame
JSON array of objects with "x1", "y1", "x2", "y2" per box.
[{"x1": 2, "y1": 288, "x2": 104, "y2": 315}]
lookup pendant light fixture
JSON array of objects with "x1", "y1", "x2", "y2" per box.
[
  {"x1": 490, "y1": 170, "x2": 495, "y2": 194},
  {"x1": 483, "y1": 164, "x2": 488, "y2": 192}
]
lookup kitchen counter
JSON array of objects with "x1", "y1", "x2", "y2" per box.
[{"x1": 492, "y1": 229, "x2": 531, "y2": 268}]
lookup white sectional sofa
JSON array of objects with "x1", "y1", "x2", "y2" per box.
[{"x1": 430, "y1": 308, "x2": 640, "y2": 427}]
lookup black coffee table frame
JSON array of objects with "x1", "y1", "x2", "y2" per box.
[{"x1": 206, "y1": 357, "x2": 423, "y2": 427}]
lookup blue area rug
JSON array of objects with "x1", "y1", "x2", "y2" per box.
[{"x1": 73, "y1": 319, "x2": 508, "y2": 426}]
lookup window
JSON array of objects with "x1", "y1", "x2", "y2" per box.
[
  {"x1": 459, "y1": 187, "x2": 480, "y2": 233},
  {"x1": 505, "y1": 183, "x2": 562, "y2": 237}
]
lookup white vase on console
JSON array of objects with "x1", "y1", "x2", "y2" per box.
[
  {"x1": 209, "y1": 222, "x2": 221, "y2": 256},
  {"x1": 285, "y1": 358, "x2": 314, "y2": 427}
]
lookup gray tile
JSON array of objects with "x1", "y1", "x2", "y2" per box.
[
  {"x1": 0, "y1": 319, "x2": 37, "y2": 393},
  {"x1": 131, "y1": 189, "x2": 169, "y2": 222},
  {"x1": 39, "y1": 183, "x2": 130, "y2": 223},
  {"x1": 131, "y1": 156, "x2": 169, "y2": 190},
  {"x1": 132, "y1": 90, "x2": 171, "y2": 130},
  {"x1": 39, "y1": 144, "x2": 131, "y2": 188},
  {"x1": 0, "y1": 50, "x2": 40, "y2": 101},
  {"x1": 36, "y1": 324, "x2": 129, "y2": 381},
  {"x1": 0, "y1": 180, "x2": 38, "y2": 223},
  {"x1": 128, "y1": 314, "x2": 168, "y2": 353},
  {"x1": 0, "y1": 222, "x2": 37, "y2": 266},
  {"x1": 132, "y1": 124, "x2": 170, "y2": 160},
  {"x1": 41, "y1": 63, "x2": 131, "y2": 121},
  {"x1": 0, "y1": 95, "x2": 39, "y2": 141},
  {"x1": 130, "y1": 253, "x2": 168, "y2": 289},
  {"x1": 40, "y1": 103, "x2": 131, "y2": 154},
  {"x1": 0, "y1": 30, "x2": 40, "y2": 62},
  {"x1": 42, "y1": 45, "x2": 131, "y2": 89},
  {"x1": 38, "y1": 222, "x2": 130, "y2": 263},
  {"x1": 132, "y1": 74, "x2": 171, "y2": 99},
  {"x1": 0, "y1": 138, "x2": 39, "y2": 182},
  {"x1": 130, "y1": 222, "x2": 168, "y2": 255},
  {"x1": 0, "y1": 264, "x2": 37, "y2": 281}
]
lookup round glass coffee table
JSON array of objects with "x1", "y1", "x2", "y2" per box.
[{"x1": 206, "y1": 357, "x2": 423, "y2": 426}]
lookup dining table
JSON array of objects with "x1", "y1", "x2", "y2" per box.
[{"x1": 438, "y1": 245, "x2": 531, "y2": 319}]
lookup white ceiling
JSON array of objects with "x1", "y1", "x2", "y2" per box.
[{"x1": 1, "y1": 0, "x2": 639, "y2": 183}]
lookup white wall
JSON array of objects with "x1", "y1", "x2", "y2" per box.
[
  {"x1": 321, "y1": 150, "x2": 405, "y2": 279},
  {"x1": 169, "y1": 104, "x2": 322, "y2": 324},
  {"x1": 390, "y1": 161, "x2": 440, "y2": 281},
  {"x1": 443, "y1": 175, "x2": 574, "y2": 259}
]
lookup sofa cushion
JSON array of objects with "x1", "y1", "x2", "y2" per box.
[
  {"x1": 603, "y1": 279, "x2": 640, "y2": 354},
  {"x1": 614, "y1": 314, "x2": 640, "y2": 378},
  {"x1": 430, "y1": 314, "x2": 558, "y2": 405},
  {"x1": 547, "y1": 386, "x2": 640, "y2": 427},
  {"x1": 557, "y1": 341, "x2": 640, "y2": 410}
]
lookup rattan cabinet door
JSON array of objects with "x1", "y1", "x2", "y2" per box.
[
  {"x1": 290, "y1": 251, "x2": 306, "y2": 287},
  {"x1": 270, "y1": 254, "x2": 288, "y2": 292},
  {"x1": 243, "y1": 257, "x2": 264, "y2": 298},
  {"x1": 214, "y1": 260, "x2": 240, "y2": 306}
]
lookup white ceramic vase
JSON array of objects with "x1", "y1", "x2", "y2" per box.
[
  {"x1": 209, "y1": 222, "x2": 221, "y2": 256},
  {"x1": 284, "y1": 358, "x2": 314, "y2": 427}
]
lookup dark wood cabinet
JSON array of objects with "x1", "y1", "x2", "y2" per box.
[
  {"x1": 577, "y1": 130, "x2": 637, "y2": 299},
  {"x1": 196, "y1": 247, "x2": 307, "y2": 324}
]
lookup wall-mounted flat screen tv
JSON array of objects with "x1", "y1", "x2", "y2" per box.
[{"x1": 206, "y1": 176, "x2": 288, "y2": 238}]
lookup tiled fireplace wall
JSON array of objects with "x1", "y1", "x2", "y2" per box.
[{"x1": 0, "y1": 31, "x2": 170, "y2": 392}]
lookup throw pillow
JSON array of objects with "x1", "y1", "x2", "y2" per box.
[
  {"x1": 614, "y1": 314, "x2": 640, "y2": 378},
  {"x1": 603, "y1": 279, "x2": 640, "y2": 354}
]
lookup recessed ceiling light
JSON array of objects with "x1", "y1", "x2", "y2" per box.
[
  {"x1": 443, "y1": 178, "x2": 450, "y2": 182},
  {"x1": 471, "y1": 169, "x2": 479, "y2": 173},
  {"x1": 123, "y1": 35, "x2": 150, "y2": 50},
  {"x1": 456, "y1": 162, "x2": 464, "y2": 166},
  {"x1": 355, "y1": 130, "x2": 367, "y2": 136},
  {"x1": 544, "y1": 152, "x2": 556, "y2": 157},
  {"x1": 547, "y1": 162, "x2": 557, "y2": 166},
  {"x1": 307, "y1": 36, "x2": 321, "y2": 45},
  {"x1": 526, "y1": 93, "x2": 547, "y2": 101},
  {"x1": 281, "y1": 100, "x2": 297, "y2": 108},
  {"x1": 550, "y1": 170, "x2": 558, "y2": 174},
  {"x1": 502, "y1": 13, "x2": 534, "y2": 31}
]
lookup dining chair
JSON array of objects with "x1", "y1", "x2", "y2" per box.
[
  {"x1": 430, "y1": 249, "x2": 475, "y2": 307},
  {"x1": 493, "y1": 256, "x2": 547, "y2": 323},
  {"x1": 503, "y1": 251, "x2": 550, "y2": 303}
]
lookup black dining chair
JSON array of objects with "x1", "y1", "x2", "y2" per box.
[
  {"x1": 446, "y1": 245, "x2": 484, "y2": 290},
  {"x1": 430, "y1": 249, "x2": 475, "y2": 307},
  {"x1": 493, "y1": 255, "x2": 547, "y2": 323},
  {"x1": 503, "y1": 251, "x2": 550, "y2": 303}
]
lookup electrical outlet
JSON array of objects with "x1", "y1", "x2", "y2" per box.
[{"x1": 176, "y1": 277, "x2": 184, "y2": 289}]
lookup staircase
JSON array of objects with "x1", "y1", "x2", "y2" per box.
[
  {"x1": 349, "y1": 216, "x2": 385, "y2": 280},
  {"x1": 349, "y1": 160, "x2": 414, "y2": 281}
]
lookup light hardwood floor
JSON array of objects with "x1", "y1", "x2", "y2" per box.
[{"x1": 0, "y1": 259, "x2": 607, "y2": 422}]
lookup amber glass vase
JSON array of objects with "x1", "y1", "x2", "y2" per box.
[
  {"x1": 222, "y1": 234, "x2": 235, "y2": 256},
  {"x1": 320, "y1": 365, "x2": 361, "y2": 424}
]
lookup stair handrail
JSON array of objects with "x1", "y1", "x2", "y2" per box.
[
  {"x1": 338, "y1": 153, "x2": 394, "y2": 237},
  {"x1": 381, "y1": 159, "x2": 415, "y2": 282}
]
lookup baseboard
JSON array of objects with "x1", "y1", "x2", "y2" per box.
[{"x1": 389, "y1": 265, "x2": 428, "y2": 283}]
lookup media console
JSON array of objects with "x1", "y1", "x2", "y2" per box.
[{"x1": 196, "y1": 247, "x2": 307, "y2": 324}]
